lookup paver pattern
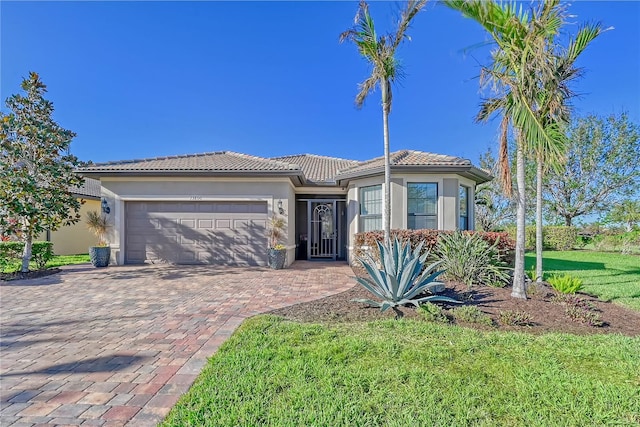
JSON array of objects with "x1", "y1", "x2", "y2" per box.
[{"x1": 0, "y1": 261, "x2": 354, "y2": 426}]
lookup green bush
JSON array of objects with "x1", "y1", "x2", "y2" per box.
[
  {"x1": 418, "y1": 302, "x2": 450, "y2": 323},
  {"x1": 451, "y1": 305, "x2": 493, "y2": 326},
  {"x1": 544, "y1": 226, "x2": 578, "y2": 250},
  {"x1": 354, "y1": 229, "x2": 515, "y2": 266},
  {"x1": 505, "y1": 226, "x2": 536, "y2": 251},
  {"x1": 547, "y1": 274, "x2": 584, "y2": 294},
  {"x1": 0, "y1": 241, "x2": 54, "y2": 272},
  {"x1": 434, "y1": 231, "x2": 511, "y2": 288},
  {"x1": 505, "y1": 226, "x2": 578, "y2": 251}
]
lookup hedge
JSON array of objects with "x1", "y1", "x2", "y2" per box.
[
  {"x1": 0, "y1": 241, "x2": 54, "y2": 272},
  {"x1": 505, "y1": 226, "x2": 578, "y2": 251},
  {"x1": 353, "y1": 229, "x2": 515, "y2": 266}
]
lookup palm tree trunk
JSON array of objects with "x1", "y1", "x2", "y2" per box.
[
  {"x1": 382, "y1": 82, "x2": 391, "y2": 242},
  {"x1": 512, "y1": 140, "x2": 527, "y2": 299},
  {"x1": 535, "y1": 156, "x2": 543, "y2": 283}
]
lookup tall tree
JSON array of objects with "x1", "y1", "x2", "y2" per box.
[
  {"x1": 544, "y1": 113, "x2": 640, "y2": 226},
  {"x1": 475, "y1": 149, "x2": 516, "y2": 231},
  {"x1": 604, "y1": 199, "x2": 640, "y2": 232},
  {"x1": 340, "y1": 0, "x2": 427, "y2": 241},
  {"x1": 445, "y1": 0, "x2": 570, "y2": 298},
  {"x1": 0, "y1": 72, "x2": 84, "y2": 272},
  {"x1": 530, "y1": 19, "x2": 605, "y2": 282}
]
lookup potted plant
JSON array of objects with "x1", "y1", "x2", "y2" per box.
[
  {"x1": 267, "y1": 214, "x2": 287, "y2": 269},
  {"x1": 86, "y1": 210, "x2": 111, "y2": 268}
]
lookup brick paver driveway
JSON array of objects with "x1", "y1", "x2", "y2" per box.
[{"x1": 0, "y1": 261, "x2": 354, "y2": 426}]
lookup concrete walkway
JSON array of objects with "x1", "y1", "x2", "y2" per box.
[{"x1": 0, "y1": 261, "x2": 354, "y2": 426}]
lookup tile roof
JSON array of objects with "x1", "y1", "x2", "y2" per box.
[
  {"x1": 78, "y1": 149, "x2": 488, "y2": 184},
  {"x1": 271, "y1": 154, "x2": 360, "y2": 184},
  {"x1": 81, "y1": 151, "x2": 302, "y2": 173},
  {"x1": 73, "y1": 178, "x2": 101, "y2": 198},
  {"x1": 336, "y1": 150, "x2": 471, "y2": 178}
]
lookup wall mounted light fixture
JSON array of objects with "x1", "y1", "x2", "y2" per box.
[
  {"x1": 101, "y1": 198, "x2": 111, "y2": 215},
  {"x1": 277, "y1": 200, "x2": 285, "y2": 215}
]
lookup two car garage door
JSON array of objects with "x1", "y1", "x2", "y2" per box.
[{"x1": 125, "y1": 201, "x2": 268, "y2": 265}]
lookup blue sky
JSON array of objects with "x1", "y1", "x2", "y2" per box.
[{"x1": 2, "y1": 1, "x2": 639, "y2": 165}]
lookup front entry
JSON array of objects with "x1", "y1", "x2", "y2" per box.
[
  {"x1": 296, "y1": 198, "x2": 346, "y2": 261},
  {"x1": 309, "y1": 202, "x2": 336, "y2": 259}
]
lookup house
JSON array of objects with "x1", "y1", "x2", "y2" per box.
[
  {"x1": 38, "y1": 178, "x2": 102, "y2": 255},
  {"x1": 77, "y1": 150, "x2": 491, "y2": 266}
]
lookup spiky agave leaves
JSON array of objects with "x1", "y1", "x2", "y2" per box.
[{"x1": 353, "y1": 236, "x2": 460, "y2": 313}]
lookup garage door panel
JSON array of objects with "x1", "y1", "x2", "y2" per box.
[{"x1": 125, "y1": 201, "x2": 268, "y2": 265}]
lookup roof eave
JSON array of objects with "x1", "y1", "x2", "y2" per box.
[
  {"x1": 335, "y1": 164, "x2": 490, "y2": 186},
  {"x1": 76, "y1": 169, "x2": 307, "y2": 186}
]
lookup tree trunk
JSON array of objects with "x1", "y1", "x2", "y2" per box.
[
  {"x1": 512, "y1": 141, "x2": 527, "y2": 299},
  {"x1": 565, "y1": 216, "x2": 572, "y2": 227},
  {"x1": 381, "y1": 81, "x2": 391, "y2": 243},
  {"x1": 21, "y1": 234, "x2": 33, "y2": 273},
  {"x1": 535, "y1": 156, "x2": 543, "y2": 283}
]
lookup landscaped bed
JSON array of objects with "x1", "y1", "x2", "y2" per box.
[{"x1": 163, "y1": 249, "x2": 640, "y2": 426}]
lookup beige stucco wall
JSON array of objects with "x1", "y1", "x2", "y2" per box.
[
  {"x1": 346, "y1": 173, "x2": 477, "y2": 257},
  {"x1": 38, "y1": 198, "x2": 101, "y2": 255},
  {"x1": 100, "y1": 177, "x2": 296, "y2": 266}
]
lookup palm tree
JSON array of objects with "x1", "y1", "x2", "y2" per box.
[
  {"x1": 340, "y1": 0, "x2": 427, "y2": 242},
  {"x1": 444, "y1": 0, "x2": 571, "y2": 298},
  {"x1": 531, "y1": 22, "x2": 606, "y2": 283}
]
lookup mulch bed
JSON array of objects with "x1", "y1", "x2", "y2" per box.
[
  {"x1": 0, "y1": 268, "x2": 61, "y2": 281},
  {"x1": 270, "y1": 268, "x2": 640, "y2": 337}
]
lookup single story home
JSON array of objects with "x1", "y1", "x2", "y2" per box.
[
  {"x1": 38, "y1": 178, "x2": 102, "y2": 255},
  {"x1": 78, "y1": 150, "x2": 491, "y2": 266}
]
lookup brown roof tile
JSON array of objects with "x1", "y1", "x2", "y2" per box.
[
  {"x1": 80, "y1": 151, "x2": 301, "y2": 173},
  {"x1": 271, "y1": 154, "x2": 360, "y2": 184},
  {"x1": 336, "y1": 150, "x2": 471, "y2": 178}
]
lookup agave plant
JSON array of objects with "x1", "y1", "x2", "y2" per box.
[{"x1": 353, "y1": 237, "x2": 459, "y2": 316}]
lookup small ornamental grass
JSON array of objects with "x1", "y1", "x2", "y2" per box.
[
  {"x1": 353, "y1": 237, "x2": 460, "y2": 316},
  {"x1": 418, "y1": 302, "x2": 450, "y2": 323},
  {"x1": 435, "y1": 231, "x2": 510, "y2": 288},
  {"x1": 547, "y1": 273, "x2": 584, "y2": 294},
  {"x1": 552, "y1": 294, "x2": 604, "y2": 327},
  {"x1": 498, "y1": 310, "x2": 533, "y2": 326},
  {"x1": 452, "y1": 305, "x2": 494, "y2": 326}
]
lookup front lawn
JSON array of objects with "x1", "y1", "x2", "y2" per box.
[
  {"x1": 162, "y1": 316, "x2": 640, "y2": 426},
  {"x1": 1, "y1": 253, "x2": 90, "y2": 273},
  {"x1": 525, "y1": 251, "x2": 640, "y2": 311}
]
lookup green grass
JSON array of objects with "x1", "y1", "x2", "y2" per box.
[
  {"x1": 526, "y1": 251, "x2": 640, "y2": 311},
  {"x1": 2, "y1": 253, "x2": 90, "y2": 273},
  {"x1": 163, "y1": 316, "x2": 640, "y2": 427}
]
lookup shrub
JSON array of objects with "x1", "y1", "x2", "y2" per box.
[
  {"x1": 352, "y1": 237, "x2": 460, "y2": 317},
  {"x1": 548, "y1": 274, "x2": 584, "y2": 294},
  {"x1": 353, "y1": 229, "x2": 514, "y2": 266},
  {"x1": 418, "y1": 302, "x2": 450, "y2": 323},
  {"x1": 451, "y1": 305, "x2": 493, "y2": 326},
  {"x1": 504, "y1": 226, "x2": 578, "y2": 251},
  {"x1": 505, "y1": 226, "x2": 536, "y2": 251},
  {"x1": 434, "y1": 231, "x2": 511, "y2": 288},
  {"x1": 544, "y1": 226, "x2": 578, "y2": 251},
  {"x1": 498, "y1": 310, "x2": 533, "y2": 326},
  {"x1": 551, "y1": 294, "x2": 603, "y2": 327},
  {"x1": 0, "y1": 241, "x2": 54, "y2": 272}
]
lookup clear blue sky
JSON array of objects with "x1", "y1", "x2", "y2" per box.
[{"x1": 2, "y1": 1, "x2": 639, "y2": 164}]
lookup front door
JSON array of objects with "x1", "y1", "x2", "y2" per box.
[{"x1": 309, "y1": 201, "x2": 336, "y2": 259}]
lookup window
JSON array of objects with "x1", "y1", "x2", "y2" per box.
[
  {"x1": 407, "y1": 183, "x2": 437, "y2": 229},
  {"x1": 360, "y1": 185, "x2": 382, "y2": 232},
  {"x1": 459, "y1": 185, "x2": 470, "y2": 230}
]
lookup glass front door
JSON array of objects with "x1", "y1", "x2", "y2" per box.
[{"x1": 309, "y1": 201, "x2": 336, "y2": 259}]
